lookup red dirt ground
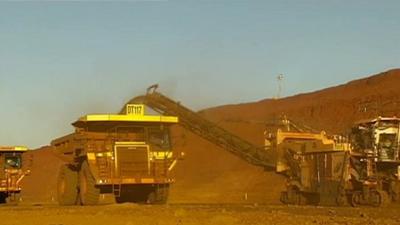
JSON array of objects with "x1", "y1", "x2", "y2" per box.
[{"x1": 21, "y1": 69, "x2": 400, "y2": 204}]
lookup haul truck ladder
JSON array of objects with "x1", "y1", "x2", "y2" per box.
[{"x1": 122, "y1": 85, "x2": 275, "y2": 168}]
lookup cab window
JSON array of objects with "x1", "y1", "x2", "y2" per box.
[
  {"x1": 378, "y1": 133, "x2": 397, "y2": 160},
  {"x1": 5, "y1": 155, "x2": 21, "y2": 169},
  {"x1": 148, "y1": 127, "x2": 171, "y2": 150}
]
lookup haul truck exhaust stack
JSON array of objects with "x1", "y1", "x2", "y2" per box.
[
  {"x1": 51, "y1": 104, "x2": 179, "y2": 205},
  {"x1": 0, "y1": 146, "x2": 30, "y2": 204}
]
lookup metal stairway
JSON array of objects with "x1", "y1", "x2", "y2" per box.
[{"x1": 121, "y1": 85, "x2": 275, "y2": 169}]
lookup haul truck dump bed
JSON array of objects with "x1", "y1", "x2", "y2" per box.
[{"x1": 52, "y1": 104, "x2": 179, "y2": 205}]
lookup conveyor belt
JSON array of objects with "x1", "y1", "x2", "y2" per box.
[{"x1": 122, "y1": 85, "x2": 275, "y2": 168}]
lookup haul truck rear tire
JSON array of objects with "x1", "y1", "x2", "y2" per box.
[
  {"x1": 79, "y1": 161, "x2": 100, "y2": 205},
  {"x1": 57, "y1": 165, "x2": 78, "y2": 205}
]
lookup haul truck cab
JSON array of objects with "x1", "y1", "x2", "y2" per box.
[
  {"x1": 0, "y1": 146, "x2": 30, "y2": 203},
  {"x1": 52, "y1": 104, "x2": 179, "y2": 205}
]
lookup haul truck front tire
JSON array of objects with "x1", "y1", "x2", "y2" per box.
[
  {"x1": 79, "y1": 161, "x2": 100, "y2": 205},
  {"x1": 57, "y1": 165, "x2": 78, "y2": 205}
]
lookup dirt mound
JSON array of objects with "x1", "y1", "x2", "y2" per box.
[
  {"x1": 169, "y1": 124, "x2": 284, "y2": 204},
  {"x1": 20, "y1": 68, "x2": 400, "y2": 204}
]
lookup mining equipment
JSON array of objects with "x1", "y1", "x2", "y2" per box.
[
  {"x1": 266, "y1": 116, "x2": 400, "y2": 207},
  {"x1": 0, "y1": 146, "x2": 30, "y2": 203},
  {"x1": 128, "y1": 85, "x2": 353, "y2": 206},
  {"x1": 264, "y1": 126, "x2": 351, "y2": 206},
  {"x1": 125, "y1": 85, "x2": 275, "y2": 169},
  {"x1": 52, "y1": 104, "x2": 180, "y2": 205},
  {"x1": 347, "y1": 117, "x2": 400, "y2": 206},
  {"x1": 57, "y1": 84, "x2": 396, "y2": 207},
  {"x1": 127, "y1": 85, "x2": 397, "y2": 207}
]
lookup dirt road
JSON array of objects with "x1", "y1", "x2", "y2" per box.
[{"x1": 2, "y1": 203, "x2": 400, "y2": 225}]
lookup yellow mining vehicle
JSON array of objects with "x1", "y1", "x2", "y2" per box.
[
  {"x1": 0, "y1": 146, "x2": 30, "y2": 203},
  {"x1": 264, "y1": 122, "x2": 351, "y2": 206},
  {"x1": 348, "y1": 117, "x2": 400, "y2": 206},
  {"x1": 269, "y1": 116, "x2": 400, "y2": 207},
  {"x1": 51, "y1": 104, "x2": 180, "y2": 205}
]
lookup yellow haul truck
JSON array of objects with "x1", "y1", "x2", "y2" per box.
[
  {"x1": 0, "y1": 146, "x2": 30, "y2": 203},
  {"x1": 52, "y1": 104, "x2": 179, "y2": 205}
]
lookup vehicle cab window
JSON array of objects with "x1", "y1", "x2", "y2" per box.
[
  {"x1": 4, "y1": 154, "x2": 21, "y2": 169},
  {"x1": 148, "y1": 126, "x2": 171, "y2": 150}
]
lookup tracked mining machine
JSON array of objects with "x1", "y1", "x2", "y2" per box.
[
  {"x1": 52, "y1": 104, "x2": 180, "y2": 205},
  {"x1": 266, "y1": 117, "x2": 400, "y2": 207},
  {"x1": 128, "y1": 85, "x2": 400, "y2": 207},
  {"x1": 265, "y1": 127, "x2": 351, "y2": 206},
  {"x1": 0, "y1": 146, "x2": 30, "y2": 204}
]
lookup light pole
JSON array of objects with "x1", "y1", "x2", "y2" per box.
[{"x1": 277, "y1": 74, "x2": 284, "y2": 99}]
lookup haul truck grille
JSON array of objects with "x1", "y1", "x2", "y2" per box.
[{"x1": 115, "y1": 145, "x2": 149, "y2": 178}]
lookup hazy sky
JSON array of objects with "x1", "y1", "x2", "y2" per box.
[{"x1": 1, "y1": 1, "x2": 399, "y2": 148}]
